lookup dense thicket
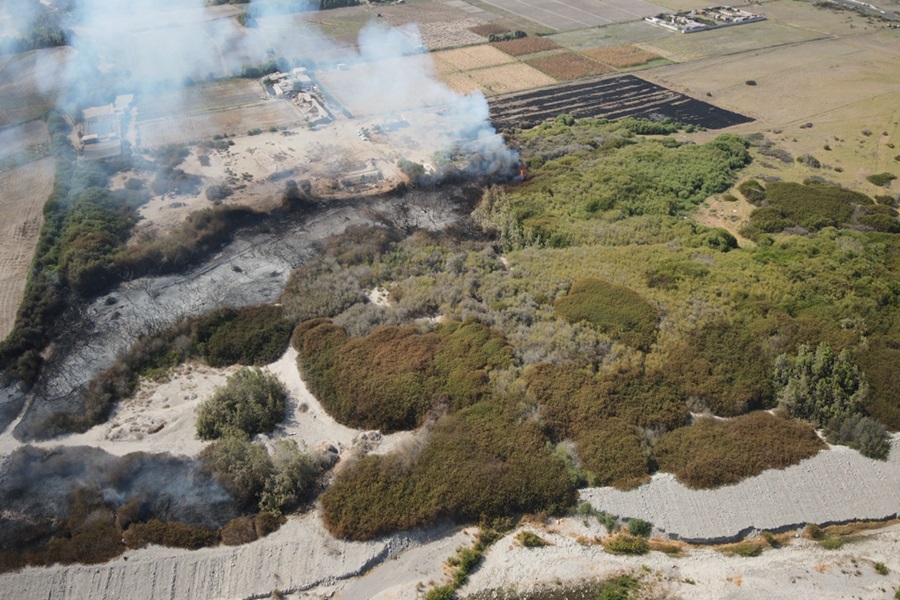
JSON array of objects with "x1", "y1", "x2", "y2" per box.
[
  {"x1": 195, "y1": 368, "x2": 288, "y2": 440},
  {"x1": 320, "y1": 401, "x2": 575, "y2": 539},
  {"x1": 292, "y1": 318, "x2": 512, "y2": 432},
  {"x1": 554, "y1": 278, "x2": 658, "y2": 350},
  {"x1": 654, "y1": 412, "x2": 826, "y2": 488}
]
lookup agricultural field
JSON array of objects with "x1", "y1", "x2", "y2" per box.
[
  {"x1": 0, "y1": 157, "x2": 53, "y2": 339},
  {"x1": 489, "y1": 74, "x2": 753, "y2": 129},
  {"x1": 581, "y1": 44, "x2": 664, "y2": 68},
  {"x1": 476, "y1": 0, "x2": 662, "y2": 31},
  {"x1": 432, "y1": 45, "x2": 514, "y2": 73},
  {"x1": 136, "y1": 79, "x2": 267, "y2": 122},
  {"x1": 468, "y1": 62, "x2": 557, "y2": 95},
  {"x1": 0, "y1": 119, "x2": 49, "y2": 166},
  {"x1": 526, "y1": 52, "x2": 612, "y2": 80},
  {"x1": 491, "y1": 36, "x2": 562, "y2": 56}
]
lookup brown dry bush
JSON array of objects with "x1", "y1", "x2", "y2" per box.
[
  {"x1": 470, "y1": 24, "x2": 510, "y2": 38},
  {"x1": 320, "y1": 400, "x2": 575, "y2": 540},
  {"x1": 221, "y1": 516, "x2": 258, "y2": 546},
  {"x1": 526, "y1": 53, "x2": 611, "y2": 81},
  {"x1": 293, "y1": 318, "x2": 512, "y2": 432},
  {"x1": 123, "y1": 519, "x2": 218, "y2": 550},
  {"x1": 491, "y1": 37, "x2": 561, "y2": 57},
  {"x1": 654, "y1": 412, "x2": 826, "y2": 488},
  {"x1": 576, "y1": 418, "x2": 650, "y2": 489},
  {"x1": 581, "y1": 45, "x2": 662, "y2": 68}
]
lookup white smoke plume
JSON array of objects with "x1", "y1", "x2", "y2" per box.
[{"x1": 8, "y1": 0, "x2": 517, "y2": 180}]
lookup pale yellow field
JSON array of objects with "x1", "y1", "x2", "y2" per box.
[
  {"x1": 467, "y1": 63, "x2": 556, "y2": 95},
  {"x1": 439, "y1": 71, "x2": 484, "y2": 94},
  {"x1": 432, "y1": 45, "x2": 515, "y2": 73},
  {"x1": 0, "y1": 157, "x2": 53, "y2": 339}
]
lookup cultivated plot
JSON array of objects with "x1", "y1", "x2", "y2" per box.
[
  {"x1": 476, "y1": 0, "x2": 664, "y2": 32},
  {"x1": 488, "y1": 73, "x2": 753, "y2": 129},
  {"x1": 0, "y1": 158, "x2": 53, "y2": 339},
  {"x1": 432, "y1": 45, "x2": 515, "y2": 73},
  {"x1": 469, "y1": 62, "x2": 557, "y2": 95}
]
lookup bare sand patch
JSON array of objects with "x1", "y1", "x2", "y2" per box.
[
  {"x1": 0, "y1": 157, "x2": 53, "y2": 338},
  {"x1": 462, "y1": 520, "x2": 900, "y2": 600},
  {"x1": 469, "y1": 63, "x2": 556, "y2": 95},
  {"x1": 581, "y1": 438, "x2": 900, "y2": 543}
]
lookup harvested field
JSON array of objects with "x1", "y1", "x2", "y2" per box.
[
  {"x1": 418, "y1": 18, "x2": 489, "y2": 50},
  {"x1": 0, "y1": 157, "x2": 53, "y2": 339},
  {"x1": 492, "y1": 36, "x2": 561, "y2": 57},
  {"x1": 138, "y1": 102, "x2": 301, "y2": 147},
  {"x1": 489, "y1": 74, "x2": 754, "y2": 129},
  {"x1": 478, "y1": 0, "x2": 663, "y2": 31},
  {"x1": 469, "y1": 63, "x2": 557, "y2": 95},
  {"x1": 439, "y1": 72, "x2": 483, "y2": 94},
  {"x1": 582, "y1": 44, "x2": 662, "y2": 68},
  {"x1": 433, "y1": 45, "x2": 515, "y2": 73},
  {"x1": 526, "y1": 52, "x2": 611, "y2": 81}
]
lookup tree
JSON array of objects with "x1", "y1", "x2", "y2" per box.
[{"x1": 774, "y1": 343, "x2": 867, "y2": 428}]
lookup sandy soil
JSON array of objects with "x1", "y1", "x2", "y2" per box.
[
  {"x1": 462, "y1": 520, "x2": 900, "y2": 600},
  {"x1": 0, "y1": 157, "x2": 53, "y2": 339}
]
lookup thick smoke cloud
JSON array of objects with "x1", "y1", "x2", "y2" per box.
[
  {"x1": 14, "y1": 0, "x2": 516, "y2": 178},
  {"x1": 0, "y1": 445, "x2": 239, "y2": 533}
]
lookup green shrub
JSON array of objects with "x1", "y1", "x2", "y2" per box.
[
  {"x1": 280, "y1": 257, "x2": 367, "y2": 323},
  {"x1": 199, "y1": 436, "x2": 274, "y2": 510},
  {"x1": 516, "y1": 531, "x2": 550, "y2": 547},
  {"x1": 660, "y1": 320, "x2": 774, "y2": 416},
  {"x1": 192, "y1": 305, "x2": 293, "y2": 367},
  {"x1": 867, "y1": 172, "x2": 897, "y2": 187},
  {"x1": 825, "y1": 413, "x2": 891, "y2": 460},
  {"x1": 654, "y1": 412, "x2": 825, "y2": 488},
  {"x1": 748, "y1": 181, "x2": 873, "y2": 233},
  {"x1": 320, "y1": 400, "x2": 575, "y2": 539},
  {"x1": 424, "y1": 586, "x2": 455, "y2": 600},
  {"x1": 555, "y1": 278, "x2": 658, "y2": 350},
  {"x1": 626, "y1": 518, "x2": 651, "y2": 537},
  {"x1": 875, "y1": 562, "x2": 889, "y2": 575},
  {"x1": 294, "y1": 318, "x2": 511, "y2": 432},
  {"x1": 603, "y1": 533, "x2": 648, "y2": 555},
  {"x1": 774, "y1": 342, "x2": 868, "y2": 428},
  {"x1": 738, "y1": 179, "x2": 766, "y2": 205},
  {"x1": 196, "y1": 368, "x2": 287, "y2": 440}
]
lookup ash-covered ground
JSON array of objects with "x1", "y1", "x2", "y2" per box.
[{"x1": 2, "y1": 187, "x2": 478, "y2": 441}]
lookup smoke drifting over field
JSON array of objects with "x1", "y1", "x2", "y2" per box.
[{"x1": 20, "y1": 0, "x2": 516, "y2": 178}]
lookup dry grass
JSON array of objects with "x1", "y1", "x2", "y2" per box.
[
  {"x1": 526, "y1": 53, "x2": 612, "y2": 82},
  {"x1": 581, "y1": 45, "x2": 662, "y2": 68},
  {"x1": 138, "y1": 103, "x2": 300, "y2": 147},
  {"x1": 433, "y1": 45, "x2": 515, "y2": 73},
  {"x1": 648, "y1": 539, "x2": 687, "y2": 555},
  {"x1": 468, "y1": 63, "x2": 556, "y2": 95},
  {"x1": 491, "y1": 37, "x2": 562, "y2": 57}
]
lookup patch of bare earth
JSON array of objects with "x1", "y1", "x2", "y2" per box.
[{"x1": 0, "y1": 157, "x2": 53, "y2": 338}]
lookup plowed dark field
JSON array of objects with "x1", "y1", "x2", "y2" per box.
[{"x1": 488, "y1": 74, "x2": 753, "y2": 130}]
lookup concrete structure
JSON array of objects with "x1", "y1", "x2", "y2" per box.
[{"x1": 645, "y1": 6, "x2": 765, "y2": 33}]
